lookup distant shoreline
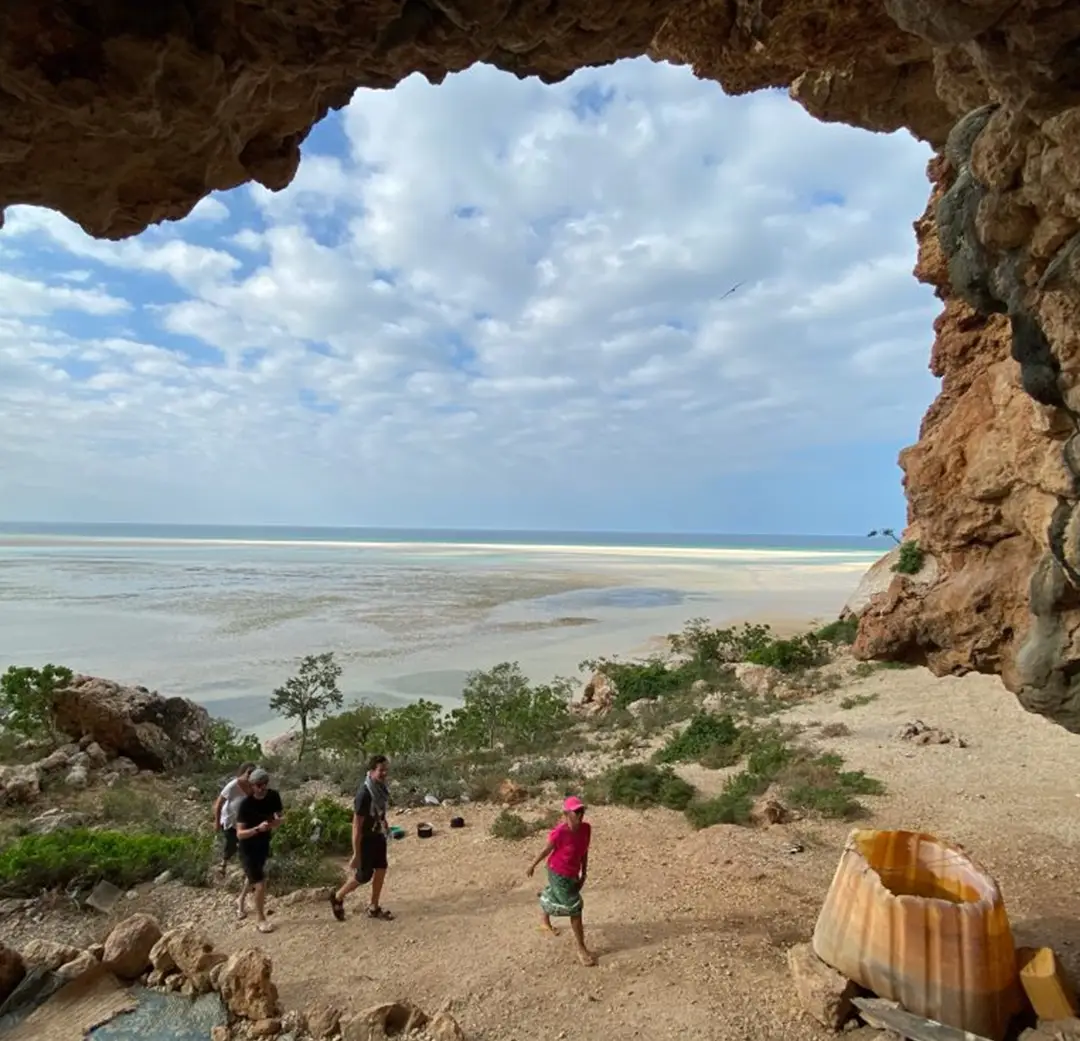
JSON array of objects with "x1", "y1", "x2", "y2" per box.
[{"x1": 0, "y1": 532, "x2": 881, "y2": 563}]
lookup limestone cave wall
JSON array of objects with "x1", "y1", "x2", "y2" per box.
[{"x1": 3, "y1": 1, "x2": 1080, "y2": 728}]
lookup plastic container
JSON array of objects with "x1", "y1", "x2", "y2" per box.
[{"x1": 812, "y1": 829, "x2": 1022, "y2": 1040}]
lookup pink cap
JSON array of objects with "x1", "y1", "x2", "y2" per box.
[{"x1": 563, "y1": 796, "x2": 586, "y2": 813}]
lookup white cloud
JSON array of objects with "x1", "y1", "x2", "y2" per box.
[{"x1": 0, "y1": 59, "x2": 940, "y2": 530}]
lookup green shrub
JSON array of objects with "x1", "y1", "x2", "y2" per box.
[
  {"x1": 275, "y1": 797, "x2": 353, "y2": 857},
  {"x1": 684, "y1": 771, "x2": 769, "y2": 829},
  {"x1": 815, "y1": 617, "x2": 859, "y2": 645},
  {"x1": 0, "y1": 830, "x2": 212, "y2": 896},
  {"x1": 489, "y1": 809, "x2": 558, "y2": 840},
  {"x1": 0, "y1": 664, "x2": 73, "y2": 741},
  {"x1": 594, "y1": 763, "x2": 696, "y2": 811},
  {"x1": 746, "y1": 633, "x2": 826, "y2": 672},
  {"x1": 892, "y1": 540, "x2": 925, "y2": 575},
  {"x1": 511, "y1": 758, "x2": 579, "y2": 786},
  {"x1": 267, "y1": 850, "x2": 341, "y2": 894},
  {"x1": 655, "y1": 713, "x2": 741, "y2": 764},
  {"x1": 208, "y1": 719, "x2": 263, "y2": 767},
  {"x1": 100, "y1": 782, "x2": 165, "y2": 826}
]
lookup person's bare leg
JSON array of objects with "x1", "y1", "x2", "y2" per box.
[
  {"x1": 539, "y1": 911, "x2": 558, "y2": 935},
  {"x1": 236, "y1": 879, "x2": 249, "y2": 918},
  {"x1": 335, "y1": 876, "x2": 359, "y2": 904},
  {"x1": 370, "y1": 868, "x2": 386, "y2": 910},
  {"x1": 570, "y1": 916, "x2": 595, "y2": 965},
  {"x1": 254, "y1": 881, "x2": 273, "y2": 932}
]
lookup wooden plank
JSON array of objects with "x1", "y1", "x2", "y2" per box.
[{"x1": 852, "y1": 996, "x2": 995, "y2": 1041}]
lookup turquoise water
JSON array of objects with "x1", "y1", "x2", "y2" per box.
[{"x1": 0, "y1": 521, "x2": 890, "y2": 554}]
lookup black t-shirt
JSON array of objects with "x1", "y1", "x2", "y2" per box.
[
  {"x1": 354, "y1": 785, "x2": 386, "y2": 837},
  {"x1": 237, "y1": 789, "x2": 283, "y2": 856}
]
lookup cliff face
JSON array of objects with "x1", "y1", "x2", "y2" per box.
[{"x1": 2, "y1": 2, "x2": 1080, "y2": 728}]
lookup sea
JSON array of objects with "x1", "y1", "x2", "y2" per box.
[{"x1": 0, "y1": 523, "x2": 888, "y2": 736}]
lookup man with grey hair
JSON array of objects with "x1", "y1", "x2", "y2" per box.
[{"x1": 235, "y1": 767, "x2": 284, "y2": 934}]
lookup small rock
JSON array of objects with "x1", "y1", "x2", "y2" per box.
[
  {"x1": 26, "y1": 810, "x2": 90, "y2": 834},
  {"x1": 211, "y1": 1027, "x2": 231, "y2": 1041},
  {"x1": 250, "y1": 1019, "x2": 282, "y2": 1038},
  {"x1": 55, "y1": 950, "x2": 98, "y2": 982},
  {"x1": 427, "y1": 1011, "x2": 467, "y2": 1041},
  {"x1": 114, "y1": 756, "x2": 139, "y2": 775},
  {"x1": 0, "y1": 764, "x2": 42, "y2": 804},
  {"x1": 626, "y1": 698, "x2": 657, "y2": 719},
  {"x1": 160, "y1": 923, "x2": 224, "y2": 977},
  {"x1": 305, "y1": 999, "x2": 341, "y2": 1039},
  {"x1": 36, "y1": 749, "x2": 72, "y2": 773},
  {"x1": 147, "y1": 969, "x2": 166, "y2": 988},
  {"x1": 209, "y1": 962, "x2": 226, "y2": 990},
  {"x1": 180, "y1": 978, "x2": 197, "y2": 997},
  {"x1": 149, "y1": 936, "x2": 177, "y2": 974},
  {"x1": 164, "y1": 972, "x2": 183, "y2": 992},
  {"x1": 788, "y1": 943, "x2": 857, "y2": 1029},
  {"x1": 102, "y1": 912, "x2": 163, "y2": 979},
  {"x1": 282, "y1": 1010, "x2": 306, "y2": 1035},
  {"x1": 64, "y1": 764, "x2": 89, "y2": 789},
  {"x1": 88, "y1": 944, "x2": 105, "y2": 961},
  {"x1": 153, "y1": 870, "x2": 173, "y2": 886},
  {"x1": 342, "y1": 1003, "x2": 427, "y2": 1041},
  {"x1": 85, "y1": 741, "x2": 109, "y2": 767}
]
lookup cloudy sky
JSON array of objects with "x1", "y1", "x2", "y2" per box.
[{"x1": 0, "y1": 58, "x2": 938, "y2": 536}]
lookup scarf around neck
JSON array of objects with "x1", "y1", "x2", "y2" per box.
[{"x1": 365, "y1": 773, "x2": 390, "y2": 819}]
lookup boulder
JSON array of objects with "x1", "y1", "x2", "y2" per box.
[
  {"x1": 0, "y1": 764, "x2": 41, "y2": 804},
  {"x1": 64, "y1": 764, "x2": 89, "y2": 788},
  {"x1": 21, "y1": 939, "x2": 81, "y2": 972},
  {"x1": 85, "y1": 741, "x2": 109, "y2": 768},
  {"x1": 571, "y1": 672, "x2": 617, "y2": 716},
  {"x1": 626, "y1": 698, "x2": 656, "y2": 719},
  {"x1": 218, "y1": 949, "x2": 281, "y2": 1022},
  {"x1": 160, "y1": 924, "x2": 224, "y2": 978},
  {"x1": 788, "y1": 942, "x2": 858, "y2": 1029},
  {"x1": 102, "y1": 913, "x2": 163, "y2": 979},
  {"x1": 0, "y1": 942, "x2": 26, "y2": 1005},
  {"x1": 36, "y1": 748, "x2": 72, "y2": 773},
  {"x1": 249, "y1": 1019, "x2": 282, "y2": 1038},
  {"x1": 842, "y1": 546, "x2": 939, "y2": 619},
  {"x1": 49, "y1": 675, "x2": 213, "y2": 771},
  {"x1": 732, "y1": 663, "x2": 783, "y2": 698},
  {"x1": 342, "y1": 1003, "x2": 428, "y2": 1041}
]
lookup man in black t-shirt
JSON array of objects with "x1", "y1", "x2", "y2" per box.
[
  {"x1": 329, "y1": 754, "x2": 393, "y2": 922},
  {"x1": 235, "y1": 767, "x2": 284, "y2": 934}
]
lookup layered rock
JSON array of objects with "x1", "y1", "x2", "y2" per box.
[
  {"x1": 50, "y1": 675, "x2": 212, "y2": 770},
  {"x1": 3, "y1": 4, "x2": 1080, "y2": 729}
]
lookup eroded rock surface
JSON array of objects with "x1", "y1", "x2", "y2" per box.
[
  {"x1": 50, "y1": 675, "x2": 212, "y2": 770},
  {"x1": 4, "y1": 3, "x2": 1080, "y2": 729}
]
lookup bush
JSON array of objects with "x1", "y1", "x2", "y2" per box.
[
  {"x1": 684, "y1": 772, "x2": 768, "y2": 828},
  {"x1": 781, "y1": 756, "x2": 885, "y2": 820},
  {"x1": 0, "y1": 830, "x2": 212, "y2": 896},
  {"x1": 655, "y1": 713, "x2": 741, "y2": 765},
  {"x1": 489, "y1": 809, "x2": 558, "y2": 840},
  {"x1": 208, "y1": 719, "x2": 263, "y2": 767},
  {"x1": 593, "y1": 763, "x2": 696, "y2": 811},
  {"x1": 100, "y1": 782, "x2": 165, "y2": 826},
  {"x1": 275, "y1": 797, "x2": 354, "y2": 857},
  {"x1": 0, "y1": 664, "x2": 73, "y2": 741},
  {"x1": 512, "y1": 758, "x2": 578, "y2": 786},
  {"x1": 892, "y1": 540, "x2": 925, "y2": 575},
  {"x1": 815, "y1": 617, "x2": 859, "y2": 645},
  {"x1": 745, "y1": 633, "x2": 826, "y2": 672}
]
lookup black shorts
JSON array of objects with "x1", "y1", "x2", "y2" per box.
[
  {"x1": 221, "y1": 827, "x2": 239, "y2": 860},
  {"x1": 239, "y1": 847, "x2": 269, "y2": 884},
  {"x1": 355, "y1": 834, "x2": 388, "y2": 885}
]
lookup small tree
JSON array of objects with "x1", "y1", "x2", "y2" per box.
[
  {"x1": 209, "y1": 718, "x2": 263, "y2": 766},
  {"x1": 372, "y1": 699, "x2": 444, "y2": 755},
  {"x1": 444, "y1": 662, "x2": 531, "y2": 752},
  {"x1": 867, "y1": 528, "x2": 901, "y2": 544},
  {"x1": 315, "y1": 702, "x2": 384, "y2": 759},
  {"x1": 0, "y1": 664, "x2": 73, "y2": 741},
  {"x1": 269, "y1": 652, "x2": 344, "y2": 760}
]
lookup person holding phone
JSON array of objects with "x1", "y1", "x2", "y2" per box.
[{"x1": 235, "y1": 767, "x2": 284, "y2": 934}]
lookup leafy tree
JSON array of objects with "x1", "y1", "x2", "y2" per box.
[
  {"x1": 315, "y1": 701, "x2": 385, "y2": 758},
  {"x1": 209, "y1": 718, "x2": 263, "y2": 766},
  {"x1": 502, "y1": 679, "x2": 573, "y2": 749},
  {"x1": 372, "y1": 699, "x2": 444, "y2": 755},
  {"x1": 269, "y1": 652, "x2": 344, "y2": 760},
  {"x1": 867, "y1": 528, "x2": 901, "y2": 544},
  {"x1": 445, "y1": 662, "x2": 532, "y2": 751},
  {"x1": 0, "y1": 664, "x2": 73, "y2": 741}
]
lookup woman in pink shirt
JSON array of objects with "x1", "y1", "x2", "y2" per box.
[{"x1": 526, "y1": 795, "x2": 596, "y2": 966}]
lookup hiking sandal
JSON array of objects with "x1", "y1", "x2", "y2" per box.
[
  {"x1": 367, "y1": 906, "x2": 394, "y2": 921},
  {"x1": 329, "y1": 894, "x2": 346, "y2": 922}
]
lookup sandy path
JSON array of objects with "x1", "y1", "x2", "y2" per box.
[{"x1": 190, "y1": 666, "x2": 1080, "y2": 1041}]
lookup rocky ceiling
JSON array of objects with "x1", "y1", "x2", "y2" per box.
[{"x1": 4, "y1": 0, "x2": 1080, "y2": 731}]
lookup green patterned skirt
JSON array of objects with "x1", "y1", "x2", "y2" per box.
[{"x1": 539, "y1": 867, "x2": 583, "y2": 918}]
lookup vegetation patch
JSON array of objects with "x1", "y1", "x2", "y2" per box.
[
  {"x1": 586, "y1": 763, "x2": 696, "y2": 811},
  {"x1": 839, "y1": 692, "x2": 879, "y2": 710},
  {"x1": 490, "y1": 809, "x2": 560, "y2": 840},
  {"x1": 0, "y1": 830, "x2": 212, "y2": 897}
]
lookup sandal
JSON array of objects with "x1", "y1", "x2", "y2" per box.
[
  {"x1": 329, "y1": 894, "x2": 345, "y2": 922},
  {"x1": 235, "y1": 904, "x2": 247, "y2": 921},
  {"x1": 256, "y1": 921, "x2": 274, "y2": 934},
  {"x1": 366, "y1": 906, "x2": 394, "y2": 921}
]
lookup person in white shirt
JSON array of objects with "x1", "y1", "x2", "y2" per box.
[{"x1": 212, "y1": 762, "x2": 256, "y2": 915}]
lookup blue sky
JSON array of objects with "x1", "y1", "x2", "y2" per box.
[{"x1": 0, "y1": 58, "x2": 938, "y2": 535}]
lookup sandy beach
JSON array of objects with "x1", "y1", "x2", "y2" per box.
[{"x1": 0, "y1": 530, "x2": 877, "y2": 735}]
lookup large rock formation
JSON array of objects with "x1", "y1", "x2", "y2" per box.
[
  {"x1": 3, "y1": 3, "x2": 1080, "y2": 729},
  {"x1": 50, "y1": 676, "x2": 213, "y2": 771}
]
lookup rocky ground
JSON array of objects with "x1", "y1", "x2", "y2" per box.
[{"x1": 2, "y1": 658, "x2": 1079, "y2": 1041}]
